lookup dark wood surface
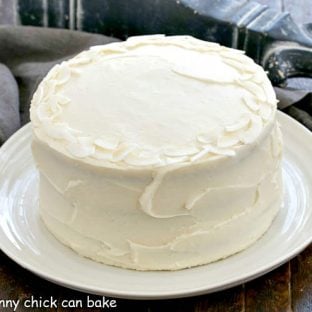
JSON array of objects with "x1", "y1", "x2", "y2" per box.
[{"x1": 0, "y1": 0, "x2": 312, "y2": 311}]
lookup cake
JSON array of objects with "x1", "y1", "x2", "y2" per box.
[{"x1": 30, "y1": 35, "x2": 283, "y2": 271}]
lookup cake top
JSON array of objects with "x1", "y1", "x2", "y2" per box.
[{"x1": 30, "y1": 35, "x2": 277, "y2": 169}]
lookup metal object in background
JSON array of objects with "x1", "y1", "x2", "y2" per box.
[{"x1": 15, "y1": 0, "x2": 312, "y2": 86}]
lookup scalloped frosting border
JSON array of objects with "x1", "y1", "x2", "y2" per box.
[{"x1": 30, "y1": 34, "x2": 278, "y2": 168}]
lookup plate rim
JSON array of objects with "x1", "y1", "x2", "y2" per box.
[{"x1": 0, "y1": 111, "x2": 312, "y2": 300}]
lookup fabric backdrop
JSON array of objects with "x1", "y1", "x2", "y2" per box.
[{"x1": 0, "y1": 25, "x2": 311, "y2": 144}]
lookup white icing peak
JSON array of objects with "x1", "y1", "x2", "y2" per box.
[{"x1": 30, "y1": 34, "x2": 277, "y2": 168}]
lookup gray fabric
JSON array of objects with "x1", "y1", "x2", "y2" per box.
[
  {"x1": 0, "y1": 64, "x2": 20, "y2": 141},
  {"x1": 0, "y1": 26, "x2": 311, "y2": 145},
  {"x1": 274, "y1": 87, "x2": 310, "y2": 110},
  {"x1": 274, "y1": 87, "x2": 312, "y2": 130}
]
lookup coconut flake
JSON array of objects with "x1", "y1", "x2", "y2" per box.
[
  {"x1": 56, "y1": 63, "x2": 71, "y2": 85},
  {"x1": 124, "y1": 153, "x2": 162, "y2": 167},
  {"x1": 58, "y1": 95, "x2": 71, "y2": 106},
  {"x1": 210, "y1": 146, "x2": 236, "y2": 156},
  {"x1": 66, "y1": 137, "x2": 95, "y2": 158},
  {"x1": 197, "y1": 126, "x2": 222, "y2": 144},
  {"x1": 69, "y1": 56, "x2": 91, "y2": 65},
  {"x1": 42, "y1": 80, "x2": 57, "y2": 100},
  {"x1": 45, "y1": 64, "x2": 60, "y2": 80},
  {"x1": 242, "y1": 96, "x2": 260, "y2": 112},
  {"x1": 70, "y1": 67, "x2": 83, "y2": 75},
  {"x1": 43, "y1": 122, "x2": 77, "y2": 142},
  {"x1": 239, "y1": 80, "x2": 266, "y2": 102},
  {"x1": 217, "y1": 135, "x2": 240, "y2": 148},
  {"x1": 94, "y1": 136, "x2": 120, "y2": 150},
  {"x1": 48, "y1": 96, "x2": 62, "y2": 117},
  {"x1": 36, "y1": 104, "x2": 50, "y2": 121},
  {"x1": 112, "y1": 144, "x2": 137, "y2": 162},
  {"x1": 252, "y1": 71, "x2": 265, "y2": 83},
  {"x1": 165, "y1": 155, "x2": 189, "y2": 165},
  {"x1": 93, "y1": 44, "x2": 127, "y2": 54},
  {"x1": 239, "y1": 115, "x2": 263, "y2": 144},
  {"x1": 223, "y1": 58, "x2": 255, "y2": 73},
  {"x1": 225, "y1": 114, "x2": 250, "y2": 132},
  {"x1": 259, "y1": 104, "x2": 272, "y2": 121},
  {"x1": 33, "y1": 84, "x2": 44, "y2": 103},
  {"x1": 164, "y1": 146, "x2": 199, "y2": 157},
  {"x1": 93, "y1": 150, "x2": 113, "y2": 161},
  {"x1": 190, "y1": 146, "x2": 212, "y2": 162}
]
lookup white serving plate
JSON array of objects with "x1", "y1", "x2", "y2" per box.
[{"x1": 0, "y1": 111, "x2": 311, "y2": 299}]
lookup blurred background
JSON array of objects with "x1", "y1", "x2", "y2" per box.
[
  {"x1": 0, "y1": 0, "x2": 311, "y2": 91},
  {"x1": 0, "y1": 0, "x2": 311, "y2": 33}
]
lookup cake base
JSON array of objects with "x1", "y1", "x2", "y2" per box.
[{"x1": 39, "y1": 183, "x2": 282, "y2": 271}]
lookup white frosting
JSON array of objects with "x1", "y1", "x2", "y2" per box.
[
  {"x1": 30, "y1": 34, "x2": 278, "y2": 169},
  {"x1": 30, "y1": 35, "x2": 283, "y2": 270}
]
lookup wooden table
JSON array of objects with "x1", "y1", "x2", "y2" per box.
[
  {"x1": 0, "y1": 1, "x2": 312, "y2": 311},
  {"x1": 1, "y1": 245, "x2": 312, "y2": 311}
]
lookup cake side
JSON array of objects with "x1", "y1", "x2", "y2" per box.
[{"x1": 32, "y1": 121, "x2": 282, "y2": 270}]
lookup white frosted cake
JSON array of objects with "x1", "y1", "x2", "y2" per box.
[{"x1": 30, "y1": 35, "x2": 283, "y2": 271}]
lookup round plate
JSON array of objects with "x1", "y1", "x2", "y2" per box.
[{"x1": 0, "y1": 111, "x2": 312, "y2": 300}]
